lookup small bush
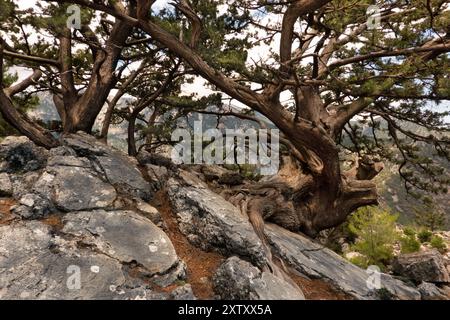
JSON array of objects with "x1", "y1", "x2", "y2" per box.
[
  {"x1": 417, "y1": 230, "x2": 433, "y2": 243},
  {"x1": 347, "y1": 206, "x2": 399, "y2": 270},
  {"x1": 403, "y1": 227, "x2": 416, "y2": 237},
  {"x1": 430, "y1": 235, "x2": 447, "y2": 253},
  {"x1": 349, "y1": 255, "x2": 369, "y2": 269},
  {"x1": 400, "y1": 235, "x2": 421, "y2": 254}
]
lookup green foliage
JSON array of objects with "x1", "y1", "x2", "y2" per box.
[
  {"x1": 400, "y1": 234, "x2": 421, "y2": 254},
  {"x1": 417, "y1": 230, "x2": 433, "y2": 243},
  {"x1": 414, "y1": 200, "x2": 447, "y2": 231},
  {"x1": 430, "y1": 235, "x2": 447, "y2": 253},
  {"x1": 403, "y1": 226, "x2": 416, "y2": 237},
  {"x1": 348, "y1": 255, "x2": 371, "y2": 270},
  {"x1": 0, "y1": 69, "x2": 39, "y2": 138},
  {"x1": 347, "y1": 206, "x2": 399, "y2": 270}
]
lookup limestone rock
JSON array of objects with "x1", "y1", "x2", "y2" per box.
[
  {"x1": 393, "y1": 250, "x2": 450, "y2": 283},
  {"x1": 167, "y1": 171, "x2": 266, "y2": 266},
  {"x1": 0, "y1": 173, "x2": 12, "y2": 196},
  {"x1": 417, "y1": 282, "x2": 447, "y2": 300},
  {"x1": 213, "y1": 256, "x2": 305, "y2": 300},
  {"x1": 63, "y1": 132, "x2": 152, "y2": 201},
  {"x1": 62, "y1": 210, "x2": 179, "y2": 276},
  {"x1": 0, "y1": 136, "x2": 48, "y2": 173},
  {"x1": 265, "y1": 223, "x2": 421, "y2": 300}
]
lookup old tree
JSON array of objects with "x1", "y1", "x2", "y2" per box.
[{"x1": 1, "y1": 0, "x2": 449, "y2": 237}]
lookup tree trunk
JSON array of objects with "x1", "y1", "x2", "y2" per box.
[{"x1": 0, "y1": 91, "x2": 59, "y2": 148}]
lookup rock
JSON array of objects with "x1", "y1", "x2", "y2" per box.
[
  {"x1": 217, "y1": 172, "x2": 244, "y2": 186},
  {"x1": 145, "y1": 164, "x2": 169, "y2": 190},
  {"x1": 170, "y1": 284, "x2": 196, "y2": 300},
  {"x1": 417, "y1": 282, "x2": 447, "y2": 300},
  {"x1": 167, "y1": 171, "x2": 266, "y2": 266},
  {"x1": 0, "y1": 136, "x2": 48, "y2": 173},
  {"x1": 200, "y1": 165, "x2": 229, "y2": 182},
  {"x1": 265, "y1": 223, "x2": 420, "y2": 300},
  {"x1": 10, "y1": 171, "x2": 41, "y2": 199},
  {"x1": 199, "y1": 165, "x2": 244, "y2": 185},
  {"x1": 0, "y1": 173, "x2": 12, "y2": 196},
  {"x1": 62, "y1": 210, "x2": 180, "y2": 276},
  {"x1": 63, "y1": 133, "x2": 152, "y2": 201},
  {"x1": 51, "y1": 165, "x2": 117, "y2": 212},
  {"x1": 96, "y1": 155, "x2": 151, "y2": 201},
  {"x1": 0, "y1": 221, "x2": 154, "y2": 299},
  {"x1": 12, "y1": 193, "x2": 52, "y2": 219},
  {"x1": 393, "y1": 250, "x2": 450, "y2": 283},
  {"x1": 0, "y1": 215, "x2": 182, "y2": 299},
  {"x1": 48, "y1": 146, "x2": 77, "y2": 157},
  {"x1": 135, "y1": 200, "x2": 162, "y2": 226},
  {"x1": 213, "y1": 256, "x2": 305, "y2": 300},
  {"x1": 137, "y1": 150, "x2": 176, "y2": 170}
]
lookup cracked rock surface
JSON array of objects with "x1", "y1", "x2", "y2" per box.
[
  {"x1": 213, "y1": 256, "x2": 305, "y2": 300},
  {"x1": 0, "y1": 212, "x2": 184, "y2": 300},
  {"x1": 0, "y1": 134, "x2": 186, "y2": 300}
]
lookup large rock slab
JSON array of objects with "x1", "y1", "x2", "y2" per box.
[
  {"x1": 0, "y1": 210, "x2": 186, "y2": 299},
  {"x1": 50, "y1": 166, "x2": 117, "y2": 212},
  {"x1": 62, "y1": 210, "x2": 179, "y2": 276},
  {"x1": 393, "y1": 250, "x2": 450, "y2": 283},
  {"x1": 167, "y1": 171, "x2": 266, "y2": 266},
  {"x1": 213, "y1": 256, "x2": 305, "y2": 300},
  {"x1": 0, "y1": 221, "x2": 160, "y2": 299},
  {"x1": 63, "y1": 132, "x2": 152, "y2": 201},
  {"x1": 265, "y1": 223, "x2": 421, "y2": 300}
]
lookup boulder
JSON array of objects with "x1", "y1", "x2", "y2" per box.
[
  {"x1": 393, "y1": 250, "x2": 450, "y2": 283},
  {"x1": 51, "y1": 166, "x2": 117, "y2": 212},
  {"x1": 0, "y1": 213, "x2": 186, "y2": 299},
  {"x1": 135, "y1": 200, "x2": 162, "y2": 226},
  {"x1": 265, "y1": 223, "x2": 420, "y2": 300},
  {"x1": 0, "y1": 136, "x2": 48, "y2": 173},
  {"x1": 61, "y1": 210, "x2": 180, "y2": 277},
  {"x1": 167, "y1": 171, "x2": 266, "y2": 266},
  {"x1": 63, "y1": 133, "x2": 152, "y2": 201},
  {"x1": 12, "y1": 193, "x2": 52, "y2": 219},
  {"x1": 170, "y1": 284, "x2": 196, "y2": 300},
  {"x1": 0, "y1": 173, "x2": 12, "y2": 196},
  {"x1": 213, "y1": 256, "x2": 305, "y2": 300},
  {"x1": 417, "y1": 282, "x2": 447, "y2": 300},
  {"x1": 0, "y1": 221, "x2": 155, "y2": 299}
]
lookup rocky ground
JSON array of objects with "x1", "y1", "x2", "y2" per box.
[{"x1": 0, "y1": 133, "x2": 448, "y2": 300}]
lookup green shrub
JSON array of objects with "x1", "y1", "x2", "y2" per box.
[
  {"x1": 430, "y1": 235, "x2": 447, "y2": 253},
  {"x1": 400, "y1": 235, "x2": 421, "y2": 254},
  {"x1": 403, "y1": 227, "x2": 416, "y2": 237},
  {"x1": 347, "y1": 206, "x2": 399, "y2": 270},
  {"x1": 417, "y1": 230, "x2": 433, "y2": 243},
  {"x1": 349, "y1": 255, "x2": 370, "y2": 269},
  {"x1": 414, "y1": 201, "x2": 447, "y2": 231}
]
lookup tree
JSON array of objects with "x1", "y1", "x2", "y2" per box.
[
  {"x1": 347, "y1": 206, "x2": 399, "y2": 269},
  {"x1": 0, "y1": 0, "x2": 140, "y2": 147},
  {"x1": 414, "y1": 198, "x2": 447, "y2": 230},
  {"x1": 1, "y1": 0, "x2": 449, "y2": 238}
]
